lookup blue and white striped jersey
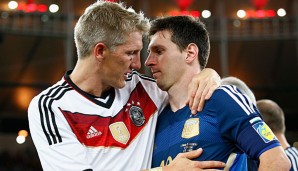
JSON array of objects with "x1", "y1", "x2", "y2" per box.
[{"x1": 152, "y1": 85, "x2": 281, "y2": 170}]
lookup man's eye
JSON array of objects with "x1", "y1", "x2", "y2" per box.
[
  {"x1": 148, "y1": 48, "x2": 163, "y2": 55},
  {"x1": 156, "y1": 49, "x2": 163, "y2": 55},
  {"x1": 128, "y1": 51, "x2": 136, "y2": 55}
]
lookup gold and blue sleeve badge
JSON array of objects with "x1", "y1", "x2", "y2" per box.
[{"x1": 252, "y1": 122, "x2": 276, "y2": 143}]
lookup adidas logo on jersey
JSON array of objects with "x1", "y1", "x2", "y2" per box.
[{"x1": 86, "y1": 126, "x2": 102, "y2": 139}]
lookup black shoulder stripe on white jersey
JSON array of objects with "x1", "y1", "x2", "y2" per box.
[
  {"x1": 37, "y1": 82, "x2": 68, "y2": 145},
  {"x1": 219, "y1": 85, "x2": 256, "y2": 115},
  {"x1": 285, "y1": 147, "x2": 298, "y2": 169},
  {"x1": 38, "y1": 81, "x2": 73, "y2": 145},
  {"x1": 126, "y1": 70, "x2": 156, "y2": 82},
  {"x1": 41, "y1": 81, "x2": 68, "y2": 97}
]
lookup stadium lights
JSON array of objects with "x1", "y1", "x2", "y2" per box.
[
  {"x1": 18, "y1": 130, "x2": 29, "y2": 137},
  {"x1": 277, "y1": 8, "x2": 286, "y2": 17},
  {"x1": 49, "y1": 4, "x2": 59, "y2": 13},
  {"x1": 16, "y1": 130, "x2": 29, "y2": 145},
  {"x1": 16, "y1": 135, "x2": 26, "y2": 144},
  {"x1": 170, "y1": 0, "x2": 210, "y2": 18},
  {"x1": 201, "y1": 10, "x2": 211, "y2": 19},
  {"x1": 168, "y1": 10, "x2": 200, "y2": 18},
  {"x1": 168, "y1": 9, "x2": 212, "y2": 18},
  {"x1": 237, "y1": 0, "x2": 285, "y2": 20},
  {"x1": 236, "y1": 9, "x2": 282, "y2": 19},
  {"x1": 7, "y1": 1, "x2": 59, "y2": 13},
  {"x1": 8, "y1": 1, "x2": 18, "y2": 10},
  {"x1": 237, "y1": 10, "x2": 246, "y2": 18}
]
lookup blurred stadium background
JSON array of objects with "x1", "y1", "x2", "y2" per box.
[{"x1": 0, "y1": 0, "x2": 297, "y2": 170}]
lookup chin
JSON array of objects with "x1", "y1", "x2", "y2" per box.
[
  {"x1": 116, "y1": 81, "x2": 126, "y2": 89},
  {"x1": 157, "y1": 82, "x2": 167, "y2": 91}
]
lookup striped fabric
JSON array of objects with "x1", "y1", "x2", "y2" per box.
[{"x1": 285, "y1": 146, "x2": 298, "y2": 171}]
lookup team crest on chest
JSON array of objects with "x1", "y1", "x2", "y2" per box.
[
  {"x1": 109, "y1": 122, "x2": 130, "y2": 144},
  {"x1": 181, "y1": 118, "x2": 200, "y2": 138},
  {"x1": 125, "y1": 101, "x2": 145, "y2": 127}
]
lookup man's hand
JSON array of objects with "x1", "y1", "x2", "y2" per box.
[
  {"x1": 162, "y1": 148, "x2": 225, "y2": 171},
  {"x1": 186, "y1": 68, "x2": 221, "y2": 114}
]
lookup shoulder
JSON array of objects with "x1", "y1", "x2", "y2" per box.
[
  {"x1": 125, "y1": 71, "x2": 158, "y2": 92},
  {"x1": 208, "y1": 85, "x2": 257, "y2": 115},
  {"x1": 213, "y1": 85, "x2": 244, "y2": 98},
  {"x1": 126, "y1": 70, "x2": 156, "y2": 83},
  {"x1": 121, "y1": 71, "x2": 168, "y2": 110},
  {"x1": 29, "y1": 79, "x2": 70, "y2": 110},
  {"x1": 211, "y1": 85, "x2": 253, "y2": 103},
  {"x1": 126, "y1": 70, "x2": 167, "y2": 98}
]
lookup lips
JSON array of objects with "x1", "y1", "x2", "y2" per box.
[
  {"x1": 124, "y1": 72, "x2": 130, "y2": 77},
  {"x1": 151, "y1": 70, "x2": 160, "y2": 79},
  {"x1": 124, "y1": 71, "x2": 132, "y2": 79}
]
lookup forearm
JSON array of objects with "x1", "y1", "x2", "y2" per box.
[{"x1": 258, "y1": 146, "x2": 291, "y2": 171}]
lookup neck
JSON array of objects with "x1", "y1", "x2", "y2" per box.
[
  {"x1": 70, "y1": 58, "x2": 108, "y2": 97},
  {"x1": 168, "y1": 69, "x2": 200, "y2": 112},
  {"x1": 275, "y1": 133, "x2": 291, "y2": 149}
]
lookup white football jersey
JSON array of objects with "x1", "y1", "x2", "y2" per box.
[{"x1": 28, "y1": 70, "x2": 168, "y2": 171}]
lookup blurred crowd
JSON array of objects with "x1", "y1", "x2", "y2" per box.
[{"x1": 0, "y1": 147, "x2": 42, "y2": 171}]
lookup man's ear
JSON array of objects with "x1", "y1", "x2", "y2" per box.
[
  {"x1": 93, "y1": 42, "x2": 106, "y2": 62},
  {"x1": 185, "y1": 43, "x2": 199, "y2": 64}
]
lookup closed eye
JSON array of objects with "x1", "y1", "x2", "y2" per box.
[
  {"x1": 127, "y1": 51, "x2": 138, "y2": 56},
  {"x1": 155, "y1": 49, "x2": 163, "y2": 55},
  {"x1": 148, "y1": 47, "x2": 164, "y2": 55}
]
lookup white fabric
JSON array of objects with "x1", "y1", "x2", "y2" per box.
[{"x1": 28, "y1": 71, "x2": 168, "y2": 171}]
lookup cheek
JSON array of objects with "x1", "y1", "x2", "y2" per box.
[
  {"x1": 117, "y1": 55, "x2": 131, "y2": 65},
  {"x1": 163, "y1": 57, "x2": 181, "y2": 74},
  {"x1": 160, "y1": 56, "x2": 173, "y2": 68},
  {"x1": 117, "y1": 60, "x2": 130, "y2": 71}
]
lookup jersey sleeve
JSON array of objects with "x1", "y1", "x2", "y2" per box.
[
  {"x1": 28, "y1": 96, "x2": 93, "y2": 171},
  {"x1": 210, "y1": 85, "x2": 281, "y2": 159}
]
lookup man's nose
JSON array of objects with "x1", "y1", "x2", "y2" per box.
[
  {"x1": 131, "y1": 56, "x2": 141, "y2": 70},
  {"x1": 145, "y1": 53, "x2": 155, "y2": 67}
]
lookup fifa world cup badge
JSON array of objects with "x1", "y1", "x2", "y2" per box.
[
  {"x1": 109, "y1": 122, "x2": 130, "y2": 144},
  {"x1": 181, "y1": 118, "x2": 199, "y2": 138}
]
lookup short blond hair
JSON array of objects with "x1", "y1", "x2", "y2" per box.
[{"x1": 74, "y1": 0, "x2": 150, "y2": 58}]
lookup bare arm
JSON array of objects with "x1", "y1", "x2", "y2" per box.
[
  {"x1": 187, "y1": 68, "x2": 221, "y2": 114},
  {"x1": 142, "y1": 148, "x2": 225, "y2": 171},
  {"x1": 258, "y1": 146, "x2": 291, "y2": 171}
]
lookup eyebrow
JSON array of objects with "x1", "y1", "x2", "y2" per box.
[{"x1": 148, "y1": 44, "x2": 165, "y2": 51}]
